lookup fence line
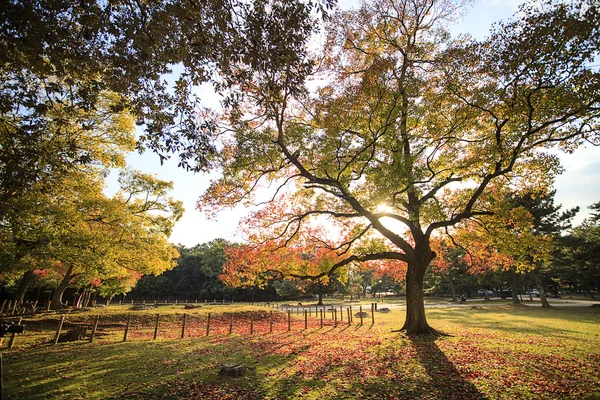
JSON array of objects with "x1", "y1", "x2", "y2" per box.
[{"x1": 3, "y1": 303, "x2": 379, "y2": 349}]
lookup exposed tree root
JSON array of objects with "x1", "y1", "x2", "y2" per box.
[{"x1": 391, "y1": 325, "x2": 449, "y2": 337}]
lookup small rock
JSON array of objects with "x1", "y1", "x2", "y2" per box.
[
  {"x1": 377, "y1": 308, "x2": 391, "y2": 313},
  {"x1": 184, "y1": 304, "x2": 202, "y2": 309},
  {"x1": 354, "y1": 312, "x2": 369, "y2": 318}
]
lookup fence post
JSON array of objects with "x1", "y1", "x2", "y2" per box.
[
  {"x1": 359, "y1": 306, "x2": 363, "y2": 326},
  {"x1": 181, "y1": 314, "x2": 187, "y2": 339},
  {"x1": 206, "y1": 313, "x2": 211, "y2": 336},
  {"x1": 334, "y1": 308, "x2": 337, "y2": 327},
  {"x1": 269, "y1": 311, "x2": 273, "y2": 333},
  {"x1": 90, "y1": 315, "x2": 100, "y2": 342},
  {"x1": 123, "y1": 315, "x2": 131, "y2": 342},
  {"x1": 304, "y1": 309, "x2": 308, "y2": 330},
  {"x1": 320, "y1": 309, "x2": 323, "y2": 328},
  {"x1": 7, "y1": 317, "x2": 23, "y2": 348},
  {"x1": 153, "y1": 314, "x2": 160, "y2": 340},
  {"x1": 371, "y1": 303, "x2": 375, "y2": 325},
  {"x1": 347, "y1": 308, "x2": 351, "y2": 325},
  {"x1": 287, "y1": 310, "x2": 291, "y2": 332},
  {"x1": 349, "y1": 306, "x2": 353, "y2": 323},
  {"x1": 250, "y1": 314, "x2": 254, "y2": 335},
  {"x1": 229, "y1": 314, "x2": 233, "y2": 335},
  {"x1": 340, "y1": 305, "x2": 343, "y2": 322},
  {"x1": 53, "y1": 316, "x2": 65, "y2": 345}
]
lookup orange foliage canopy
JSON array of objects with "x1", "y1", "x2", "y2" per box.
[{"x1": 221, "y1": 237, "x2": 347, "y2": 289}]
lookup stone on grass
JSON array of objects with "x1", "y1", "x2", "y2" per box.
[
  {"x1": 377, "y1": 308, "x2": 391, "y2": 313},
  {"x1": 354, "y1": 312, "x2": 369, "y2": 318},
  {"x1": 132, "y1": 304, "x2": 155, "y2": 311},
  {"x1": 219, "y1": 363, "x2": 245, "y2": 377}
]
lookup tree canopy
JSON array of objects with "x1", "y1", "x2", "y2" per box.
[{"x1": 200, "y1": 0, "x2": 600, "y2": 334}]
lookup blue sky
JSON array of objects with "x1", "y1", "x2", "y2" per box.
[{"x1": 109, "y1": 0, "x2": 600, "y2": 247}]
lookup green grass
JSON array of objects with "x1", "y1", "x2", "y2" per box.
[{"x1": 2, "y1": 304, "x2": 599, "y2": 399}]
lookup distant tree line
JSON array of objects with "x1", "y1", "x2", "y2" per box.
[{"x1": 422, "y1": 193, "x2": 600, "y2": 304}]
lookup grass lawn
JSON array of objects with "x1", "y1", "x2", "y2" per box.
[{"x1": 2, "y1": 304, "x2": 599, "y2": 399}]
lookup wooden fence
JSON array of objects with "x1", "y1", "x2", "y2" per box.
[{"x1": 1, "y1": 303, "x2": 381, "y2": 349}]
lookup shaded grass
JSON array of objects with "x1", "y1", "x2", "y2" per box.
[{"x1": 2, "y1": 305, "x2": 599, "y2": 399}]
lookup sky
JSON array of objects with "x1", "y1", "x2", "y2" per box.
[{"x1": 108, "y1": 0, "x2": 600, "y2": 247}]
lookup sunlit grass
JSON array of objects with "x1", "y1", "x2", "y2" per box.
[{"x1": 3, "y1": 304, "x2": 599, "y2": 399}]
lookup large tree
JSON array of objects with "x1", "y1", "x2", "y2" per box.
[
  {"x1": 200, "y1": 0, "x2": 600, "y2": 334},
  {"x1": 46, "y1": 169, "x2": 182, "y2": 309},
  {"x1": 0, "y1": 91, "x2": 136, "y2": 300},
  {"x1": 510, "y1": 191, "x2": 578, "y2": 307}
]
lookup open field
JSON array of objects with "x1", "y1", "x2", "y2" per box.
[{"x1": 2, "y1": 304, "x2": 599, "y2": 399}]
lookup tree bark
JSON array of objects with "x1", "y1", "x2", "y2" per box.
[
  {"x1": 401, "y1": 261, "x2": 435, "y2": 335},
  {"x1": 448, "y1": 275, "x2": 457, "y2": 302},
  {"x1": 510, "y1": 270, "x2": 520, "y2": 305},
  {"x1": 14, "y1": 270, "x2": 36, "y2": 303},
  {"x1": 535, "y1": 274, "x2": 551, "y2": 308},
  {"x1": 50, "y1": 265, "x2": 74, "y2": 309},
  {"x1": 317, "y1": 292, "x2": 323, "y2": 306}
]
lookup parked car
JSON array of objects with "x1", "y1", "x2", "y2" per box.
[{"x1": 477, "y1": 289, "x2": 495, "y2": 296}]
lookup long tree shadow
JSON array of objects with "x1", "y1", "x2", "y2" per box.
[{"x1": 410, "y1": 335, "x2": 487, "y2": 400}]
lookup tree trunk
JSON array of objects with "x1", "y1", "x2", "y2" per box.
[
  {"x1": 499, "y1": 284, "x2": 506, "y2": 299},
  {"x1": 89, "y1": 290, "x2": 98, "y2": 307},
  {"x1": 317, "y1": 292, "x2": 323, "y2": 306},
  {"x1": 448, "y1": 275, "x2": 457, "y2": 302},
  {"x1": 510, "y1": 270, "x2": 520, "y2": 305},
  {"x1": 74, "y1": 290, "x2": 83, "y2": 308},
  {"x1": 50, "y1": 265, "x2": 74, "y2": 309},
  {"x1": 14, "y1": 270, "x2": 36, "y2": 303},
  {"x1": 401, "y1": 261, "x2": 435, "y2": 335},
  {"x1": 535, "y1": 274, "x2": 551, "y2": 308}
]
